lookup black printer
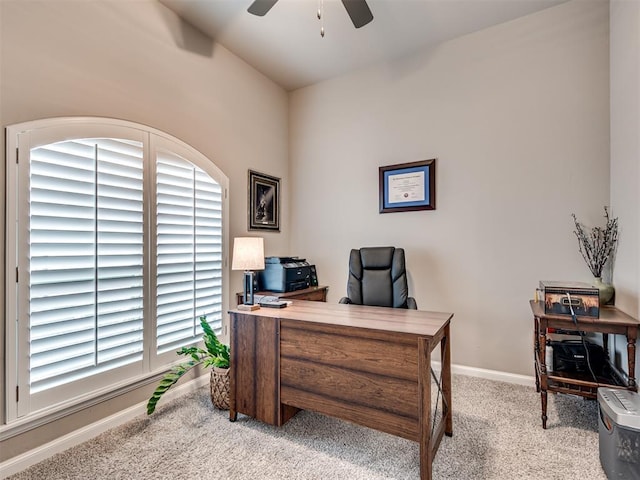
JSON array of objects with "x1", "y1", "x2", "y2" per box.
[{"x1": 258, "y1": 257, "x2": 312, "y2": 293}]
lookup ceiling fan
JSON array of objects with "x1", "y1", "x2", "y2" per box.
[{"x1": 247, "y1": 0, "x2": 374, "y2": 29}]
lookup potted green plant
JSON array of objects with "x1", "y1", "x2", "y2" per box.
[{"x1": 146, "y1": 315, "x2": 230, "y2": 414}]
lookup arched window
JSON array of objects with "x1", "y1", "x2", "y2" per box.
[{"x1": 5, "y1": 117, "x2": 229, "y2": 421}]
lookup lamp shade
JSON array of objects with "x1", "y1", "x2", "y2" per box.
[{"x1": 231, "y1": 237, "x2": 265, "y2": 271}]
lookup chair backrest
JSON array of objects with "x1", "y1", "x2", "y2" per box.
[{"x1": 346, "y1": 246, "x2": 410, "y2": 308}]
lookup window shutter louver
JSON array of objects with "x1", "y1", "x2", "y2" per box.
[
  {"x1": 156, "y1": 150, "x2": 223, "y2": 354},
  {"x1": 195, "y1": 170, "x2": 224, "y2": 331},
  {"x1": 29, "y1": 138, "x2": 144, "y2": 394}
]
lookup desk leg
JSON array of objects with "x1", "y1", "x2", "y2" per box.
[
  {"x1": 419, "y1": 337, "x2": 433, "y2": 480},
  {"x1": 534, "y1": 317, "x2": 540, "y2": 393},
  {"x1": 229, "y1": 318, "x2": 238, "y2": 422},
  {"x1": 538, "y1": 320, "x2": 548, "y2": 429},
  {"x1": 229, "y1": 373, "x2": 237, "y2": 422},
  {"x1": 441, "y1": 324, "x2": 453, "y2": 436}
]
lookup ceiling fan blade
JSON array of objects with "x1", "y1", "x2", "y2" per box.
[
  {"x1": 341, "y1": 0, "x2": 373, "y2": 29},
  {"x1": 247, "y1": 0, "x2": 279, "y2": 17}
]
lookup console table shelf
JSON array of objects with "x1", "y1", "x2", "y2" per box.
[
  {"x1": 530, "y1": 300, "x2": 639, "y2": 429},
  {"x1": 545, "y1": 368, "x2": 626, "y2": 395}
]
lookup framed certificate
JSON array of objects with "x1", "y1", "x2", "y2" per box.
[{"x1": 379, "y1": 159, "x2": 436, "y2": 213}]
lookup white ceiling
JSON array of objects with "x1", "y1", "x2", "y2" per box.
[{"x1": 160, "y1": 0, "x2": 567, "y2": 91}]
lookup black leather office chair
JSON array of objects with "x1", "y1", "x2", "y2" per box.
[{"x1": 339, "y1": 246, "x2": 417, "y2": 309}]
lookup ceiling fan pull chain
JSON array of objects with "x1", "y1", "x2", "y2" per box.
[{"x1": 319, "y1": 0, "x2": 325, "y2": 37}]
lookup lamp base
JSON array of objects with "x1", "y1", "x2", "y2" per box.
[{"x1": 237, "y1": 304, "x2": 260, "y2": 311}]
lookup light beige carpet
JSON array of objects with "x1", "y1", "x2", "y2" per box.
[{"x1": 7, "y1": 374, "x2": 606, "y2": 479}]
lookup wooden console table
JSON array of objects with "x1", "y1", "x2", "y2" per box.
[
  {"x1": 531, "y1": 300, "x2": 639, "y2": 428},
  {"x1": 235, "y1": 285, "x2": 328, "y2": 305},
  {"x1": 228, "y1": 301, "x2": 454, "y2": 480}
]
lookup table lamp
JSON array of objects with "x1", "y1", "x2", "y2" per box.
[{"x1": 232, "y1": 237, "x2": 265, "y2": 311}]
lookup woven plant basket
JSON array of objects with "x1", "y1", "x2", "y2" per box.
[{"x1": 210, "y1": 366, "x2": 230, "y2": 410}]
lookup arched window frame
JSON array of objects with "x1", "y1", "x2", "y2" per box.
[{"x1": 4, "y1": 117, "x2": 229, "y2": 423}]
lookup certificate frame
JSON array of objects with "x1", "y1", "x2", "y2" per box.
[
  {"x1": 379, "y1": 159, "x2": 436, "y2": 213},
  {"x1": 248, "y1": 170, "x2": 280, "y2": 231}
]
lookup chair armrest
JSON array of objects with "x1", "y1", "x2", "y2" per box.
[
  {"x1": 339, "y1": 297, "x2": 352, "y2": 304},
  {"x1": 407, "y1": 297, "x2": 418, "y2": 310}
]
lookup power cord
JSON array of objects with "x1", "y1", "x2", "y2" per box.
[{"x1": 565, "y1": 292, "x2": 599, "y2": 384}]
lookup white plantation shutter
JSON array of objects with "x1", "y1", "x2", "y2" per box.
[
  {"x1": 29, "y1": 138, "x2": 144, "y2": 393},
  {"x1": 194, "y1": 168, "x2": 224, "y2": 330},
  {"x1": 5, "y1": 118, "x2": 229, "y2": 422},
  {"x1": 156, "y1": 150, "x2": 223, "y2": 354}
]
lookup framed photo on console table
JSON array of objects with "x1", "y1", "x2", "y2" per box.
[
  {"x1": 248, "y1": 170, "x2": 280, "y2": 231},
  {"x1": 379, "y1": 159, "x2": 436, "y2": 213}
]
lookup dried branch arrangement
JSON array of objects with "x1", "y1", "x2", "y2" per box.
[{"x1": 572, "y1": 207, "x2": 619, "y2": 278}]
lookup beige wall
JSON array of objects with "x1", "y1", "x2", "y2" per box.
[
  {"x1": 289, "y1": 0, "x2": 612, "y2": 376},
  {"x1": 0, "y1": 0, "x2": 289, "y2": 460},
  {"x1": 610, "y1": 0, "x2": 640, "y2": 373},
  {"x1": 2, "y1": 0, "x2": 637, "y2": 469}
]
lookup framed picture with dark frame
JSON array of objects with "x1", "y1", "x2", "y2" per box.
[
  {"x1": 248, "y1": 170, "x2": 280, "y2": 231},
  {"x1": 379, "y1": 159, "x2": 436, "y2": 213}
]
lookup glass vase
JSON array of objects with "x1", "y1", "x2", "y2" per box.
[{"x1": 593, "y1": 277, "x2": 614, "y2": 305}]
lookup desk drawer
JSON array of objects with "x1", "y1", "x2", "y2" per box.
[
  {"x1": 280, "y1": 322, "x2": 418, "y2": 380},
  {"x1": 280, "y1": 321, "x2": 420, "y2": 440},
  {"x1": 280, "y1": 356, "x2": 418, "y2": 418}
]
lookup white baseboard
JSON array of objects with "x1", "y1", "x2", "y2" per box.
[
  {"x1": 0, "y1": 375, "x2": 209, "y2": 479},
  {"x1": 448, "y1": 363, "x2": 536, "y2": 387},
  {"x1": 1, "y1": 365, "x2": 534, "y2": 478}
]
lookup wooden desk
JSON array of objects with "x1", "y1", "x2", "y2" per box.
[
  {"x1": 235, "y1": 285, "x2": 328, "y2": 305},
  {"x1": 229, "y1": 301, "x2": 454, "y2": 480},
  {"x1": 530, "y1": 300, "x2": 639, "y2": 429}
]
